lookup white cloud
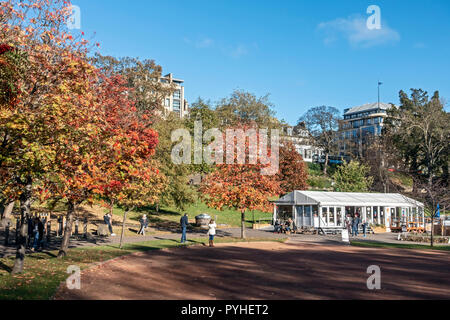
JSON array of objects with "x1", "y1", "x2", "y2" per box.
[
  {"x1": 229, "y1": 45, "x2": 249, "y2": 58},
  {"x1": 184, "y1": 36, "x2": 257, "y2": 59},
  {"x1": 413, "y1": 42, "x2": 427, "y2": 49},
  {"x1": 318, "y1": 15, "x2": 400, "y2": 48},
  {"x1": 183, "y1": 37, "x2": 214, "y2": 49}
]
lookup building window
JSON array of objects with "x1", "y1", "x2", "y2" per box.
[
  {"x1": 165, "y1": 99, "x2": 170, "y2": 107},
  {"x1": 173, "y1": 90, "x2": 181, "y2": 100},
  {"x1": 173, "y1": 99, "x2": 181, "y2": 112}
]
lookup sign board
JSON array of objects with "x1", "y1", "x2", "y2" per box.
[{"x1": 342, "y1": 229, "x2": 350, "y2": 243}]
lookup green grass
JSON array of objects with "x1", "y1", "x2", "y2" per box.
[
  {"x1": 0, "y1": 236, "x2": 285, "y2": 300},
  {"x1": 307, "y1": 175, "x2": 333, "y2": 190},
  {"x1": 111, "y1": 201, "x2": 273, "y2": 228},
  {"x1": 351, "y1": 241, "x2": 450, "y2": 251},
  {"x1": 387, "y1": 171, "x2": 414, "y2": 188}
]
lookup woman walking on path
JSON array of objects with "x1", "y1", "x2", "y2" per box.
[
  {"x1": 208, "y1": 219, "x2": 217, "y2": 247},
  {"x1": 138, "y1": 214, "x2": 148, "y2": 236}
]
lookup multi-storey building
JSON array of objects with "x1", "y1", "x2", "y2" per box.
[
  {"x1": 338, "y1": 102, "x2": 394, "y2": 157},
  {"x1": 160, "y1": 73, "x2": 189, "y2": 118},
  {"x1": 281, "y1": 123, "x2": 324, "y2": 163}
]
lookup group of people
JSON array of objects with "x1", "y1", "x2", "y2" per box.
[
  {"x1": 180, "y1": 213, "x2": 217, "y2": 247},
  {"x1": 27, "y1": 216, "x2": 46, "y2": 251},
  {"x1": 274, "y1": 218, "x2": 296, "y2": 234},
  {"x1": 346, "y1": 213, "x2": 368, "y2": 237}
]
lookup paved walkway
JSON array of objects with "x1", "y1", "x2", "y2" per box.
[
  {"x1": 0, "y1": 227, "x2": 288, "y2": 258},
  {"x1": 54, "y1": 241, "x2": 450, "y2": 300},
  {"x1": 1, "y1": 226, "x2": 447, "y2": 259}
]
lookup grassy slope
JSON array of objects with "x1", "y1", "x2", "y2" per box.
[
  {"x1": 0, "y1": 237, "x2": 285, "y2": 300},
  {"x1": 351, "y1": 241, "x2": 450, "y2": 251},
  {"x1": 110, "y1": 201, "x2": 273, "y2": 229}
]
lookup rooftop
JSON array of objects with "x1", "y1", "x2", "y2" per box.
[
  {"x1": 344, "y1": 102, "x2": 394, "y2": 116},
  {"x1": 274, "y1": 191, "x2": 424, "y2": 207}
]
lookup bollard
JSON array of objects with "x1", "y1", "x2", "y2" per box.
[
  {"x1": 4, "y1": 222, "x2": 10, "y2": 246},
  {"x1": 83, "y1": 217, "x2": 88, "y2": 239},
  {"x1": 15, "y1": 218, "x2": 20, "y2": 244},
  {"x1": 58, "y1": 216, "x2": 63, "y2": 237},
  {"x1": 47, "y1": 220, "x2": 51, "y2": 243}
]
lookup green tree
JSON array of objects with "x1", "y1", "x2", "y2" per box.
[
  {"x1": 384, "y1": 89, "x2": 450, "y2": 246},
  {"x1": 215, "y1": 90, "x2": 280, "y2": 129},
  {"x1": 153, "y1": 114, "x2": 196, "y2": 210},
  {"x1": 332, "y1": 161, "x2": 373, "y2": 192},
  {"x1": 91, "y1": 54, "x2": 175, "y2": 115},
  {"x1": 184, "y1": 98, "x2": 220, "y2": 175}
]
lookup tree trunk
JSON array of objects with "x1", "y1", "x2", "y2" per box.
[
  {"x1": 2, "y1": 201, "x2": 15, "y2": 219},
  {"x1": 119, "y1": 209, "x2": 128, "y2": 249},
  {"x1": 11, "y1": 178, "x2": 32, "y2": 275},
  {"x1": 323, "y1": 153, "x2": 329, "y2": 175},
  {"x1": 110, "y1": 199, "x2": 114, "y2": 216},
  {"x1": 430, "y1": 215, "x2": 434, "y2": 248},
  {"x1": 58, "y1": 201, "x2": 75, "y2": 258},
  {"x1": 241, "y1": 209, "x2": 246, "y2": 239}
]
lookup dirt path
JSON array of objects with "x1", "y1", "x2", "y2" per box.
[{"x1": 54, "y1": 242, "x2": 450, "y2": 300}]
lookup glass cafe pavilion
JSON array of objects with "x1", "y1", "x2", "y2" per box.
[{"x1": 272, "y1": 191, "x2": 425, "y2": 232}]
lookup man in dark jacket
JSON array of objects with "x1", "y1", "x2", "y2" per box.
[
  {"x1": 27, "y1": 217, "x2": 34, "y2": 248},
  {"x1": 180, "y1": 213, "x2": 189, "y2": 243},
  {"x1": 352, "y1": 214, "x2": 360, "y2": 237}
]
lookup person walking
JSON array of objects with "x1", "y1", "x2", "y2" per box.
[
  {"x1": 104, "y1": 212, "x2": 115, "y2": 236},
  {"x1": 37, "y1": 217, "x2": 45, "y2": 249},
  {"x1": 180, "y1": 213, "x2": 189, "y2": 244},
  {"x1": 352, "y1": 214, "x2": 360, "y2": 237},
  {"x1": 138, "y1": 214, "x2": 148, "y2": 236},
  {"x1": 208, "y1": 219, "x2": 217, "y2": 247},
  {"x1": 31, "y1": 217, "x2": 41, "y2": 251},
  {"x1": 362, "y1": 219, "x2": 367, "y2": 238},
  {"x1": 27, "y1": 216, "x2": 34, "y2": 248}
]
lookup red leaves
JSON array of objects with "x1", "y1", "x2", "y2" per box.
[
  {"x1": 277, "y1": 142, "x2": 308, "y2": 194},
  {"x1": 0, "y1": 44, "x2": 13, "y2": 55},
  {"x1": 200, "y1": 128, "x2": 281, "y2": 213}
]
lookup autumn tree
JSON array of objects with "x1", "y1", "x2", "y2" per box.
[
  {"x1": 1, "y1": 0, "x2": 98, "y2": 273},
  {"x1": 277, "y1": 141, "x2": 308, "y2": 195},
  {"x1": 200, "y1": 127, "x2": 281, "y2": 239},
  {"x1": 93, "y1": 75, "x2": 166, "y2": 249}
]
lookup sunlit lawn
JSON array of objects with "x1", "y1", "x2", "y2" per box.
[
  {"x1": 111, "y1": 201, "x2": 273, "y2": 229},
  {"x1": 351, "y1": 241, "x2": 450, "y2": 251}
]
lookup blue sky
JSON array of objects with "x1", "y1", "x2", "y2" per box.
[{"x1": 73, "y1": 0, "x2": 450, "y2": 124}]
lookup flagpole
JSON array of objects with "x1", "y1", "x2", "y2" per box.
[{"x1": 377, "y1": 81, "x2": 383, "y2": 112}]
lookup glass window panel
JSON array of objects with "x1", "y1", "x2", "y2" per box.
[
  {"x1": 329, "y1": 207, "x2": 335, "y2": 223},
  {"x1": 336, "y1": 207, "x2": 342, "y2": 226}
]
